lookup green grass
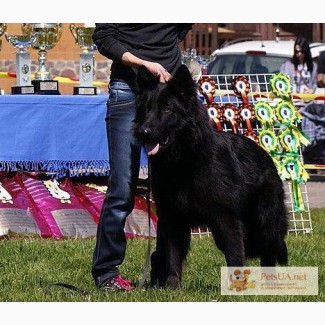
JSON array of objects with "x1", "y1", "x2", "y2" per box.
[{"x1": 1, "y1": 208, "x2": 325, "y2": 302}]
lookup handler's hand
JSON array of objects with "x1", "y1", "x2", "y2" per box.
[{"x1": 143, "y1": 61, "x2": 171, "y2": 83}]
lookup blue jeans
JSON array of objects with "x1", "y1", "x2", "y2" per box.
[{"x1": 92, "y1": 81, "x2": 141, "y2": 286}]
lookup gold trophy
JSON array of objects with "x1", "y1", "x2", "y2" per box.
[
  {"x1": 5, "y1": 32, "x2": 37, "y2": 94},
  {"x1": 22, "y1": 23, "x2": 63, "y2": 95},
  {"x1": 70, "y1": 23, "x2": 97, "y2": 95},
  {"x1": 0, "y1": 23, "x2": 8, "y2": 95}
]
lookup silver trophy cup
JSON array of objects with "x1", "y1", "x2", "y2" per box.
[
  {"x1": 70, "y1": 23, "x2": 97, "y2": 95},
  {"x1": 5, "y1": 33, "x2": 36, "y2": 94}
]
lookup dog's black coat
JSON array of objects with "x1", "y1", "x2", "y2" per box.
[{"x1": 135, "y1": 65, "x2": 288, "y2": 289}]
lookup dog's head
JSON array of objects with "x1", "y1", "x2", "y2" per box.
[{"x1": 135, "y1": 64, "x2": 201, "y2": 156}]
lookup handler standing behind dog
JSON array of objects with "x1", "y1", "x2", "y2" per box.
[{"x1": 91, "y1": 23, "x2": 193, "y2": 291}]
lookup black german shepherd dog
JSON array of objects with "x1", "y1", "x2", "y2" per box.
[{"x1": 135, "y1": 64, "x2": 288, "y2": 289}]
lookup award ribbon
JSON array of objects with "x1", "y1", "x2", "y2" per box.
[
  {"x1": 270, "y1": 73, "x2": 292, "y2": 100},
  {"x1": 254, "y1": 102, "x2": 274, "y2": 129},
  {"x1": 258, "y1": 129, "x2": 279, "y2": 155},
  {"x1": 275, "y1": 101, "x2": 310, "y2": 148},
  {"x1": 239, "y1": 104, "x2": 255, "y2": 132},
  {"x1": 275, "y1": 100, "x2": 301, "y2": 124},
  {"x1": 231, "y1": 76, "x2": 250, "y2": 105},
  {"x1": 223, "y1": 103, "x2": 240, "y2": 133},
  {"x1": 205, "y1": 103, "x2": 224, "y2": 131},
  {"x1": 279, "y1": 128, "x2": 304, "y2": 153},
  {"x1": 280, "y1": 156, "x2": 309, "y2": 212},
  {"x1": 239, "y1": 103, "x2": 259, "y2": 143},
  {"x1": 269, "y1": 73, "x2": 310, "y2": 212},
  {"x1": 197, "y1": 76, "x2": 216, "y2": 104}
]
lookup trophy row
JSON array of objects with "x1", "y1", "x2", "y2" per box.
[{"x1": 0, "y1": 23, "x2": 97, "y2": 95}]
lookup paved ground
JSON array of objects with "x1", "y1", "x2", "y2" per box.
[{"x1": 305, "y1": 175, "x2": 325, "y2": 208}]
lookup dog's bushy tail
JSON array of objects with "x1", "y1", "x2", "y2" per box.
[{"x1": 277, "y1": 240, "x2": 288, "y2": 265}]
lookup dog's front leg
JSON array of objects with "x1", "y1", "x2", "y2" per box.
[
  {"x1": 164, "y1": 223, "x2": 191, "y2": 289},
  {"x1": 150, "y1": 217, "x2": 167, "y2": 287}
]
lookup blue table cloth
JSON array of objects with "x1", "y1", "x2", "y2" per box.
[{"x1": 0, "y1": 95, "x2": 148, "y2": 177}]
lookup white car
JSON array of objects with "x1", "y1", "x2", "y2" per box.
[{"x1": 208, "y1": 39, "x2": 325, "y2": 75}]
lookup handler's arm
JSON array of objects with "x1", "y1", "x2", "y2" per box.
[{"x1": 93, "y1": 23, "x2": 170, "y2": 82}]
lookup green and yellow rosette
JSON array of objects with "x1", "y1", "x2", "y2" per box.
[
  {"x1": 275, "y1": 100, "x2": 302, "y2": 124},
  {"x1": 278, "y1": 128, "x2": 310, "y2": 153},
  {"x1": 258, "y1": 129, "x2": 279, "y2": 155},
  {"x1": 278, "y1": 128, "x2": 300, "y2": 153},
  {"x1": 275, "y1": 101, "x2": 311, "y2": 149},
  {"x1": 280, "y1": 156, "x2": 309, "y2": 212},
  {"x1": 254, "y1": 102, "x2": 274, "y2": 129},
  {"x1": 270, "y1": 73, "x2": 292, "y2": 100}
]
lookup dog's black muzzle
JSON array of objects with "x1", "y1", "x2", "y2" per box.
[
  {"x1": 138, "y1": 127, "x2": 153, "y2": 142},
  {"x1": 139, "y1": 127, "x2": 152, "y2": 136}
]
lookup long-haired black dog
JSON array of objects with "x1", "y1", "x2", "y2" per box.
[{"x1": 135, "y1": 64, "x2": 288, "y2": 289}]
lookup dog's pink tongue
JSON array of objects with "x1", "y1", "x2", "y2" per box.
[{"x1": 145, "y1": 143, "x2": 160, "y2": 156}]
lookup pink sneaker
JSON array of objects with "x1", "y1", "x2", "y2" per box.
[{"x1": 100, "y1": 274, "x2": 135, "y2": 291}]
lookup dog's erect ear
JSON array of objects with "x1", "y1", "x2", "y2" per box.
[
  {"x1": 136, "y1": 65, "x2": 160, "y2": 91},
  {"x1": 168, "y1": 64, "x2": 197, "y2": 96}
]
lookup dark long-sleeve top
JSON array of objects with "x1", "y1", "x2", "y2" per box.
[{"x1": 92, "y1": 23, "x2": 193, "y2": 90}]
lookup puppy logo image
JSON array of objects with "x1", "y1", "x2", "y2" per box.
[
  {"x1": 228, "y1": 269, "x2": 255, "y2": 291},
  {"x1": 43, "y1": 180, "x2": 71, "y2": 204},
  {"x1": 0, "y1": 182, "x2": 13, "y2": 204}
]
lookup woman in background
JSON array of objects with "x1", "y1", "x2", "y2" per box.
[{"x1": 280, "y1": 37, "x2": 317, "y2": 94}]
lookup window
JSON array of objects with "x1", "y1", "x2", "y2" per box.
[{"x1": 208, "y1": 54, "x2": 289, "y2": 75}]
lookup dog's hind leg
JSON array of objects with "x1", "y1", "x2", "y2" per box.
[
  {"x1": 209, "y1": 215, "x2": 245, "y2": 267},
  {"x1": 260, "y1": 237, "x2": 288, "y2": 266},
  {"x1": 255, "y1": 188, "x2": 288, "y2": 267},
  {"x1": 277, "y1": 240, "x2": 288, "y2": 265},
  {"x1": 260, "y1": 248, "x2": 278, "y2": 266}
]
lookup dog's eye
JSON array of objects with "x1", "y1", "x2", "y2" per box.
[{"x1": 162, "y1": 106, "x2": 172, "y2": 114}]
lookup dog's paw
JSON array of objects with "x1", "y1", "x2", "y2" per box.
[
  {"x1": 149, "y1": 277, "x2": 158, "y2": 287},
  {"x1": 165, "y1": 275, "x2": 181, "y2": 289}
]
